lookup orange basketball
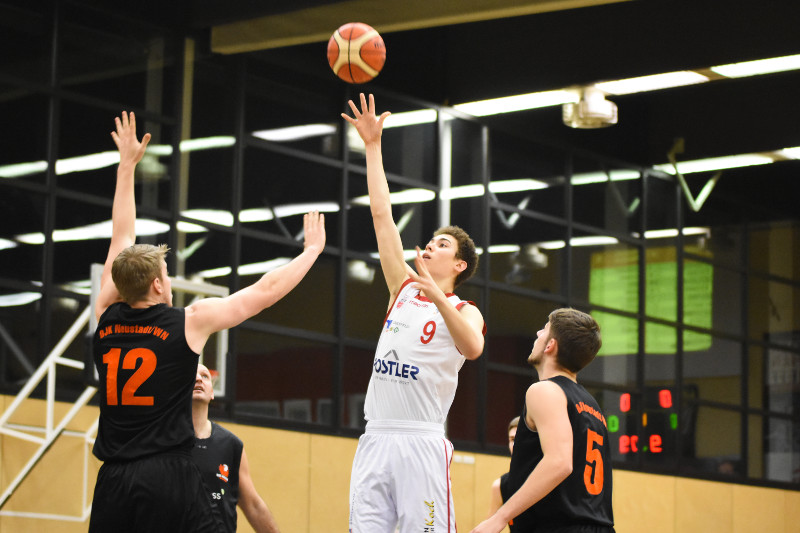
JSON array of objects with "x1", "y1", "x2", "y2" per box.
[{"x1": 327, "y1": 22, "x2": 386, "y2": 84}]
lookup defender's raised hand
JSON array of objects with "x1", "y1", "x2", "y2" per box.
[{"x1": 111, "y1": 111, "x2": 151, "y2": 167}]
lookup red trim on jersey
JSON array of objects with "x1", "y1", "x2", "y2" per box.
[
  {"x1": 455, "y1": 300, "x2": 487, "y2": 336},
  {"x1": 383, "y1": 278, "x2": 415, "y2": 325},
  {"x1": 443, "y1": 439, "x2": 455, "y2": 532}
]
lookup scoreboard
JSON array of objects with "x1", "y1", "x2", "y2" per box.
[{"x1": 606, "y1": 385, "x2": 696, "y2": 461}]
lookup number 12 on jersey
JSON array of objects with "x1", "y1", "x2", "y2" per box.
[{"x1": 102, "y1": 347, "x2": 157, "y2": 406}]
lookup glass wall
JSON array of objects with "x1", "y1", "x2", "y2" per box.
[{"x1": 0, "y1": 0, "x2": 798, "y2": 490}]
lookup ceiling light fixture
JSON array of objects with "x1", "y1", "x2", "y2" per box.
[{"x1": 562, "y1": 86, "x2": 618, "y2": 129}]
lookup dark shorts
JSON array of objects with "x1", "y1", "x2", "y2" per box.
[
  {"x1": 89, "y1": 452, "x2": 221, "y2": 533},
  {"x1": 535, "y1": 524, "x2": 615, "y2": 533}
]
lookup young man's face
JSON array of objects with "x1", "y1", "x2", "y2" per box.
[
  {"x1": 508, "y1": 425, "x2": 517, "y2": 455},
  {"x1": 421, "y1": 234, "x2": 464, "y2": 281},
  {"x1": 193, "y1": 364, "x2": 214, "y2": 404},
  {"x1": 527, "y1": 321, "x2": 552, "y2": 367}
]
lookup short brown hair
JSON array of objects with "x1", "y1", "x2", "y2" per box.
[
  {"x1": 434, "y1": 225, "x2": 478, "y2": 288},
  {"x1": 112, "y1": 243, "x2": 169, "y2": 303},
  {"x1": 547, "y1": 308, "x2": 602, "y2": 373},
  {"x1": 508, "y1": 416, "x2": 520, "y2": 432}
]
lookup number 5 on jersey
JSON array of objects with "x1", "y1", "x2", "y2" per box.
[{"x1": 103, "y1": 347, "x2": 157, "y2": 406}]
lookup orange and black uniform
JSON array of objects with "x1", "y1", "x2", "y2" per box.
[
  {"x1": 507, "y1": 376, "x2": 615, "y2": 533},
  {"x1": 193, "y1": 422, "x2": 243, "y2": 533},
  {"x1": 89, "y1": 303, "x2": 219, "y2": 532}
]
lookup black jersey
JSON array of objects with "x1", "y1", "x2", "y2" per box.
[
  {"x1": 499, "y1": 472, "x2": 519, "y2": 532},
  {"x1": 508, "y1": 376, "x2": 614, "y2": 532},
  {"x1": 93, "y1": 303, "x2": 198, "y2": 461},
  {"x1": 192, "y1": 422, "x2": 243, "y2": 533}
]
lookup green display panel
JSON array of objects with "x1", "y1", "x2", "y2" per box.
[{"x1": 590, "y1": 247, "x2": 712, "y2": 355}]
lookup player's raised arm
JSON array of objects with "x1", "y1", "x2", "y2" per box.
[
  {"x1": 184, "y1": 211, "x2": 325, "y2": 354},
  {"x1": 95, "y1": 111, "x2": 151, "y2": 321},
  {"x1": 342, "y1": 93, "x2": 410, "y2": 300}
]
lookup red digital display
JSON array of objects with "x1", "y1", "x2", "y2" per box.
[{"x1": 608, "y1": 388, "x2": 676, "y2": 456}]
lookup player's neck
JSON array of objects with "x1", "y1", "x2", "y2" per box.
[
  {"x1": 192, "y1": 404, "x2": 212, "y2": 438},
  {"x1": 537, "y1": 360, "x2": 577, "y2": 382}
]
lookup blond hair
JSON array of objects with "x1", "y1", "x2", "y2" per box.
[{"x1": 111, "y1": 244, "x2": 169, "y2": 303}]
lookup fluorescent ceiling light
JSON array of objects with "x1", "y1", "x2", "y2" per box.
[
  {"x1": 252, "y1": 124, "x2": 336, "y2": 142},
  {"x1": 198, "y1": 257, "x2": 293, "y2": 278},
  {"x1": 0, "y1": 161, "x2": 48, "y2": 179},
  {"x1": 238, "y1": 258, "x2": 291, "y2": 276},
  {"x1": 55, "y1": 151, "x2": 119, "y2": 175},
  {"x1": 595, "y1": 71, "x2": 709, "y2": 95},
  {"x1": 571, "y1": 169, "x2": 641, "y2": 185},
  {"x1": 383, "y1": 109, "x2": 438, "y2": 128},
  {"x1": 440, "y1": 184, "x2": 484, "y2": 200},
  {"x1": 487, "y1": 244, "x2": 521, "y2": 254},
  {"x1": 0, "y1": 238, "x2": 17, "y2": 250},
  {"x1": 779, "y1": 146, "x2": 800, "y2": 159},
  {"x1": 0, "y1": 292, "x2": 42, "y2": 307},
  {"x1": 455, "y1": 90, "x2": 579, "y2": 116},
  {"x1": 15, "y1": 219, "x2": 169, "y2": 245},
  {"x1": 488, "y1": 178, "x2": 549, "y2": 193},
  {"x1": 644, "y1": 227, "x2": 710, "y2": 239},
  {"x1": 239, "y1": 202, "x2": 340, "y2": 223},
  {"x1": 177, "y1": 221, "x2": 209, "y2": 233},
  {"x1": 180, "y1": 136, "x2": 236, "y2": 151},
  {"x1": 181, "y1": 209, "x2": 234, "y2": 227},
  {"x1": 351, "y1": 188, "x2": 436, "y2": 206},
  {"x1": 655, "y1": 153, "x2": 774, "y2": 175},
  {"x1": 538, "y1": 236, "x2": 619, "y2": 249},
  {"x1": 711, "y1": 53, "x2": 800, "y2": 78}
]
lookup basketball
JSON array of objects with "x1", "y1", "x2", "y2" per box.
[{"x1": 327, "y1": 22, "x2": 386, "y2": 84}]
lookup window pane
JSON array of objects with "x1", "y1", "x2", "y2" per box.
[
  {"x1": 0, "y1": 93, "x2": 49, "y2": 185},
  {"x1": 61, "y1": 4, "x2": 178, "y2": 114},
  {"x1": 684, "y1": 334, "x2": 741, "y2": 406},
  {"x1": 644, "y1": 323, "x2": 676, "y2": 382},
  {"x1": 343, "y1": 258, "x2": 385, "y2": 341},
  {"x1": 342, "y1": 346, "x2": 374, "y2": 431},
  {"x1": 749, "y1": 223, "x2": 800, "y2": 281},
  {"x1": 0, "y1": 292, "x2": 42, "y2": 384},
  {"x1": 488, "y1": 215, "x2": 565, "y2": 296},
  {"x1": 241, "y1": 247, "x2": 337, "y2": 337},
  {"x1": 0, "y1": 3, "x2": 49, "y2": 84},
  {"x1": 750, "y1": 277, "x2": 800, "y2": 343},
  {"x1": 485, "y1": 370, "x2": 532, "y2": 450},
  {"x1": 763, "y1": 415, "x2": 800, "y2": 484},
  {"x1": 0, "y1": 187, "x2": 45, "y2": 283},
  {"x1": 234, "y1": 330, "x2": 334, "y2": 427},
  {"x1": 572, "y1": 157, "x2": 642, "y2": 235},
  {"x1": 489, "y1": 129, "x2": 567, "y2": 222},
  {"x1": 685, "y1": 405, "x2": 741, "y2": 477},
  {"x1": 447, "y1": 356, "x2": 479, "y2": 442},
  {"x1": 581, "y1": 242, "x2": 639, "y2": 314}
]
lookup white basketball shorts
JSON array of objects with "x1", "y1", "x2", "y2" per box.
[{"x1": 349, "y1": 420, "x2": 456, "y2": 533}]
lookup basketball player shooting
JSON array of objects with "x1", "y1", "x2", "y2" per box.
[{"x1": 342, "y1": 93, "x2": 486, "y2": 533}]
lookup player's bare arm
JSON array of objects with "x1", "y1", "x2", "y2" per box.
[
  {"x1": 410, "y1": 247, "x2": 485, "y2": 359},
  {"x1": 470, "y1": 382, "x2": 572, "y2": 533},
  {"x1": 95, "y1": 111, "x2": 151, "y2": 321},
  {"x1": 184, "y1": 211, "x2": 325, "y2": 353},
  {"x1": 238, "y1": 448, "x2": 281, "y2": 533},
  {"x1": 342, "y1": 93, "x2": 409, "y2": 300}
]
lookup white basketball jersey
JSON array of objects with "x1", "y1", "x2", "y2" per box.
[{"x1": 364, "y1": 278, "x2": 481, "y2": 424}]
